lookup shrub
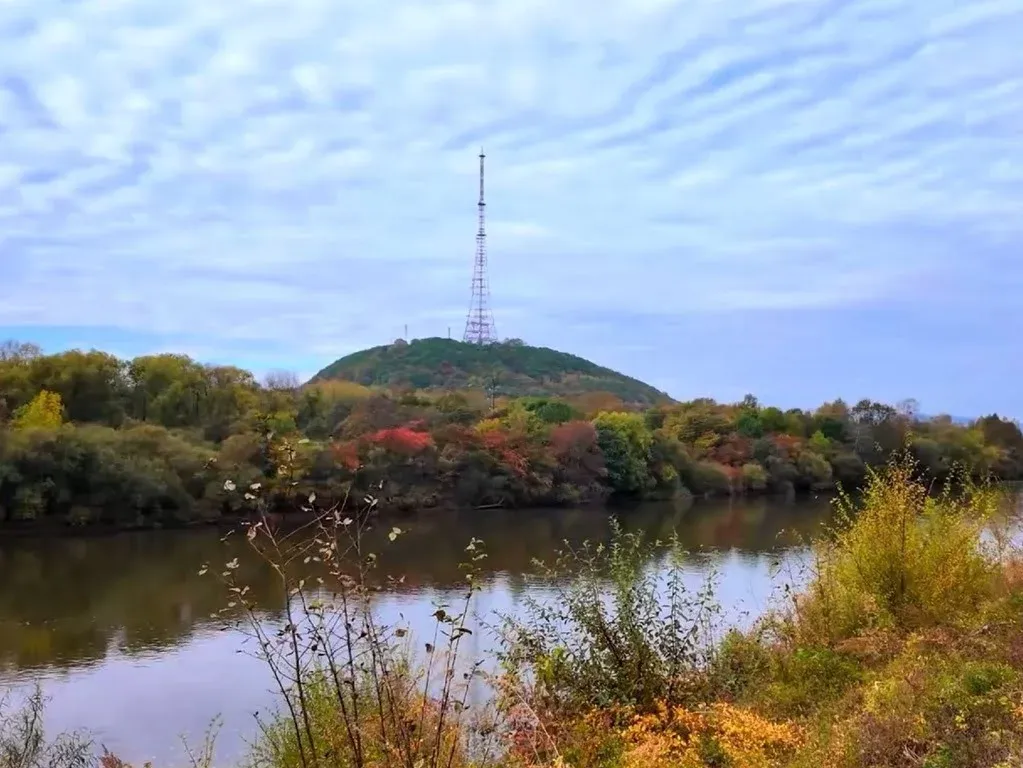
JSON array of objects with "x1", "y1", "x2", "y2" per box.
[
  {"x1": 499, "y1": 521, "x2": 721, "y2": 712},
  {"x1": 0, "y1": 687, "x2": 93, "y2": 768},
  {"x1": 687, "y1": 461, "x2": 732, "y2": 496},
  {"x1": 710, "y1": 629, "x2": 772, "y2": 698},
  {"x1": 620, "y1": 701, "x2": 802, "y2": 768},
  {"x1": 202, "y1": 473, "x2": 493, "y2": 768},
  {"x1": 792, "y1": 455, "x2": 1002, "y2": 645},
  {"x1": 740, "y1": 462, "x2": 768, "y2": 492}
]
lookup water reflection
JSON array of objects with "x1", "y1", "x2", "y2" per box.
[{"x1": 0, "y1": 496, "x2": 836, "y2": 764}]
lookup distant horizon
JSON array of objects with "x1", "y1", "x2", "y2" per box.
[{"x1": 1, "y1": 332, "x2": 999, "y2": 423}]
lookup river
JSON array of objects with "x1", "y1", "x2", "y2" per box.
[{"x1": 0, "y1": 496, "x2": 839, "y2": 765}]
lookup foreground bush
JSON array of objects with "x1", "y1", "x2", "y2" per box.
[
  {"x1": 791, "y1": 459, "x2": 1003, "y2": 645},
  {"x1": 493, "y1": 455, "x2": 1023, "y2": 767}
]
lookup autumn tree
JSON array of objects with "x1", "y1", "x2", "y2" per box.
[
  {"x1": 593, "y1": 411, "x2": 653, "y2": 495},
  {"x1": 550, "y1": 420, "x2": 605, "y2": 488},
  {"x1": 12, "y1": 390, "x2": 65, "y2": 429}
]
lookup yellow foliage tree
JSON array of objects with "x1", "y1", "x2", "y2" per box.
[{"x1": 12, "y1": 390, "x2": 65, "y2": 429}]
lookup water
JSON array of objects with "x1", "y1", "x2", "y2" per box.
[{"x1": 0, "y1": 497, "x2": 838, "y2": 764}]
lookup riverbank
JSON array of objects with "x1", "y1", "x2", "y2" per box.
[
  {"x1": 5, "y1": 348, "x2": 1023, "y2": 531},
  {"x1": 6, "y1": 458, "x2": 1023, "y2": 768},
  {"x1": 1, "y1": 401, "x2": 1019, "y2": 535}
]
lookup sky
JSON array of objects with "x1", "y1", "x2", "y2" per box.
[{"x1": 0, "y1": 0, "x2": 1021, "y2": 417}]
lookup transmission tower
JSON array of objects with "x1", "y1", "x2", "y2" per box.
[{"x1": 463, "y1": 148, "x2": 497, "y2": 344}]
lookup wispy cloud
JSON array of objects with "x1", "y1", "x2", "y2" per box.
[{"x1": 0, "y1": 0, "x2": 1022, "y2": 413}]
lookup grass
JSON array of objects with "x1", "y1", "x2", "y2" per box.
[{"x1": 7, "y1": 453, "x2": 1023, "y2": 768}]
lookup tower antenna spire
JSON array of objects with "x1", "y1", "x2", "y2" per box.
[{"x1": 463, "y1": 148, "x2": 497, "y2": 344}]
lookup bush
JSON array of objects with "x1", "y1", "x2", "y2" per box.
[
  {"x1": 687, "y1": 461, "x2": 732, "y2": 496},
  {"x1": 740, "y1": 462, "x2": 768, "y2": 492},
  {"x1": 500, "y1": 521, "x2": 721, "y2": 712},
  {"x1": 792, "y1": 455, "x2": 1002, "y2": 645},
  {"x1": 0, "y1": 688, "x2": 93, "y2": 768}
]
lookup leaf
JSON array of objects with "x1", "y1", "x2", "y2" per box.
[
  {"x1": 308, "y1": 492, "x2": 316, "y2": 504},
  {"x1": 388, "y1": 527, "x2": 402, "y2": 542},
  {"x1": 223, "y1": 480, "x2": 236, "y2": 492},
  {"x1": 394, "y1": 628, "x2": 407, "y2": 638}
]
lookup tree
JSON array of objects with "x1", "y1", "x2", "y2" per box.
[
  {"x1": 12, "y1": 390, "x2": 65, "y2": 429},
  {"x1": 592, "y1": 411, "x2": 653, "y2": 495},
  {"x1": 896, "y1": 398, "x2": 920, "y2": 420},
  {"x1": 264, "y1": 370, "x2": 300, "y2": 391},
  {"x1": 741, "y1": 462, "x2": 768, "y2": 491},
  {"x1": 735, "y1": 411, "x2": 764, "y2": 438},
  {"x1": 550, "y1": 420, "x2": 605, "y2": 488},
  {"x1": 127, "y1": 354, "x2": 212, "y2": 427},
  {"x1": 850, "y1": 399, "x2": 897, "y2": 426},
  {"x1": 519, "y1": 397, "x2": 576, "y2": 425},
  {"x1": 25, "y1": 349, "x2": 129, "y2": 424},
  {"x1": 367, "y1": 425, "x2": 435, "y2": 455},
  {"x1": 977, "y1": 414, "x2": 1023, "y2": 451},
  {"x1": 664, "y1": 401, "x2": 730, "y2": 445},
  {"x1": 0, "y1": 340, "x2": 41, "y2": 361}
]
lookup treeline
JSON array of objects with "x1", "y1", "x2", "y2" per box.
[{"x1": 1, "y1": 340, "x2": 1021, "y2": 529}]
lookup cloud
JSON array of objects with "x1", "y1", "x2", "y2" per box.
[{"x1": 0, "y1": 0, "x2": 1022, "y2": 413}]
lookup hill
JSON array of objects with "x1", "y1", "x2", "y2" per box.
[{"x1": 308, "y1": 337, "x2": 672, "y2": 406}]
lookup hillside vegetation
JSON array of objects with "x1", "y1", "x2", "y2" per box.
[
  {"x1": 2, "y1": 339, "x2": 1023, "y2": 529},
  {"x1": 309, "y1": 337, "x2": 671, "y2": 406}
]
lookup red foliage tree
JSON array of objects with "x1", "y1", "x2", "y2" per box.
[
  {"x1": 330, "y1": 440, "x2": 361, "y2": 471},
  {"x1": 550, "y1": 420, "x2": 605, "y2": 484},
  {"x1": 709, "y1": 434, "x2": 753, "y2": 467},
  {"x1": 367, "y1": 425, "x2": 435, "y2": 455},
  {"x1": 480, "y1": 427, "x2": 529, "y2": 476}
]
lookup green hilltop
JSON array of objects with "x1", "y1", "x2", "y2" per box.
[{"x1": 308, "y1": 337, "x2": 672, "y2": 406}]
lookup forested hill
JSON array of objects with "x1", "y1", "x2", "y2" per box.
[{"x1": 309, "y1": 338, "x2": 672, "y2": 406}]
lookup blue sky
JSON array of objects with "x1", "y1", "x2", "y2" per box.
[{"x1": 1, "y1": 0, "x2": 1021, "y2": 417}]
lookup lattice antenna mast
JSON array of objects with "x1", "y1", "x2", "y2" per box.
[{"x1": 463, "y1": 148, "x2": 497, "y2": 344}]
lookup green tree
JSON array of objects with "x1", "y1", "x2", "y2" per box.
[
  {"x1": 736, "y1": 411, "x2": 764, "y2": 438},
  {"x1": 519, "y1": 397, "x2": 576, "y2": 425},
  {"x1": 592, "y1": 411, "x2": 653, "y2": 495},
  {"x1": 127, "y1": 354, "x2": 212, "y2": 427},
  {"x1": 26, "y1": 350, "x2": 129, "y2": 424}
]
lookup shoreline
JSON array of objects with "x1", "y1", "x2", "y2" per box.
[{"x1": 0, "y1": 485, "x2": 826, "y2": 540}]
